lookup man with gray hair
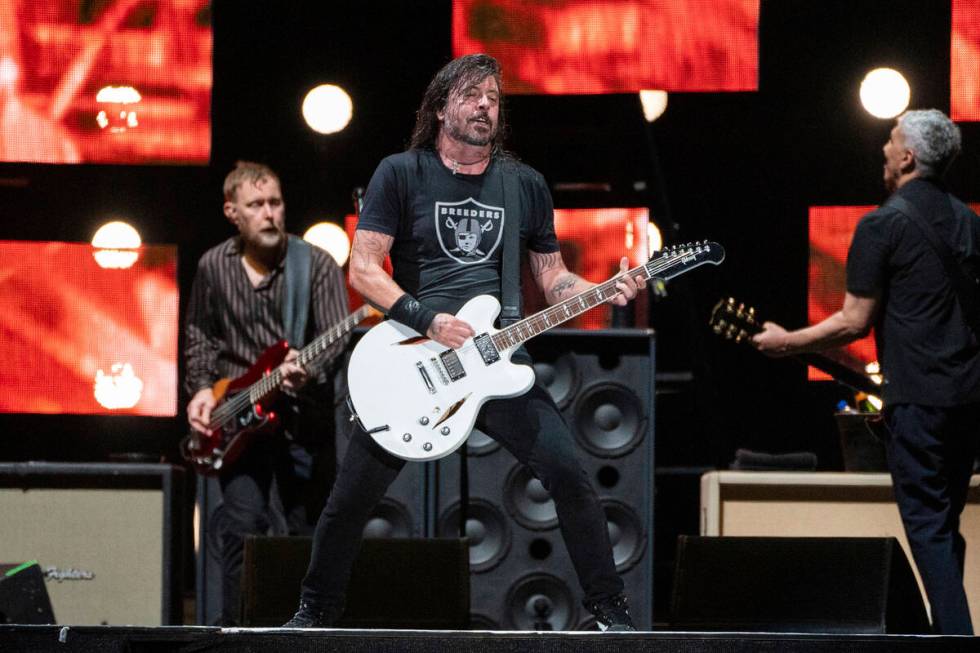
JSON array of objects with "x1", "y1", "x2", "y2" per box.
[{"x1": 753, "y1": 109, "x2": 980, "y2": 634}]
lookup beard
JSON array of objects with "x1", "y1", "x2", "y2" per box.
[{"x1": 444, "y1": 114, "x2": 496, "y2": 147}]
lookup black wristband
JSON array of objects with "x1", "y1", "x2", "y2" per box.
[{"x1": 388, "y1": 293, "x2": 438, "y2": 336}]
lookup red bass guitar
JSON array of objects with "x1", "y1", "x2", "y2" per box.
[{"x1": 180, "y1": 304, "x2": 375, "y2": 475}]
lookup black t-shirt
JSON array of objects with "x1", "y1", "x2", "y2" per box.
[
  {"x1": 356, "y1": 149, "x2": 559, "y2": 316},
  {"x1": 846, "y1": 177, "x2": 980, "y2": 406}
]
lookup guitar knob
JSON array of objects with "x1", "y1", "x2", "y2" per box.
[
  {"x1": 735, "y1": 330, "x2": 749, "y2": 343},
  {"x1": 726, "y1": 324, "x2": 739, "y2": 339},
  {"x1": 712, "y1": 319, "x2": 727, "y2": 334},
  {"x1": 402, "y1": 433, "x2": 412, "y2": 442}
]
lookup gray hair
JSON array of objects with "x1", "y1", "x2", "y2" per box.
[{"x1": 897, "y1": 109, "x2": 961, "y2": 178}]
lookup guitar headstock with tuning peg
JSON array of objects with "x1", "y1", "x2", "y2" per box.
[{"x1": 709, "y1": 297, "x2": 762, "y2": 344}]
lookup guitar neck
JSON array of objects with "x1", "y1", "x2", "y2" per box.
[
  {"x1": 248, "y1": 305, "x2": 371, "y2": 403},
  {"x1": 794, "y1": 352, "x2": 881, "y2": 396},
  {"x1": 491, "y1": 250, "x2": 700, "y2": 351}
]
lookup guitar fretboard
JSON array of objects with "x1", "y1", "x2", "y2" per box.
[
  {"x1": 492, "y1": 244, "x2": 713, "y2": 351},
  {"x1": 247, "y1": 304, "x2": 372, "y2": 404}
]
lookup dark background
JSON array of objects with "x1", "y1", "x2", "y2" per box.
[{"x1": 0, "y1": 0, "x2": 975, "y2": 618}]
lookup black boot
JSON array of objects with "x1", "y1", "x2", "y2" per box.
[
  {"x1": 283, "y1": 601, "x2": 333, "y2": 628},
  {"x1": 585, "y1": 594, "x2": 636, "y2": 632}
]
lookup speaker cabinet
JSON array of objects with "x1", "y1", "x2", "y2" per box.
[
  {"x1": 700, "y1": 471, "x2": 980, "y2": 629},
  {"x1": 433, "y1": 330, "x2": 655, "y2": 629},
  {"x1": 240, "y1": 536, "x2": 469, "y2": 628},
  {"x1": 671, "y1": 536, "x2": 929, "y2": 633},
  {"x1": 0, "y1": 463, "x2": 184, "y2": 625}
]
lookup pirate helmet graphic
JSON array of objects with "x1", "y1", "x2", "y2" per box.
[{"x1": 435, "y1": 197, "x2": 505, "y2": 264}]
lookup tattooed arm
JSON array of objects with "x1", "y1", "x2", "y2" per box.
[
  {"x1": 349, "y1": 229, "x2": 404, "y2": 310},
  {"x1": 349, "y1": 229, "x2": 474, "y2": 347},
  {"x1": 528, "y1": 250, "x2": 646, "y2": 307}
]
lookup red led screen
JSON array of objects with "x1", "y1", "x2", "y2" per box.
[
  {"x1": 808, "y1": 204, "x2": 980, "y2": 383},
  {"x1": 452, "y1": 0, "x2": 759, "y2": 94},
  {"x1": 809, "y1": 206, "x2": 878, "y2": 382},
  {"x1": 0, "y1": 1, "x2": 211, "y2": 164},
  {"x1": 0, "y1": 242, "x2": 178, "y2": 415},
  {"x1": 345, "y1": 207, "x2": 650, "y2": 330},
  {"x1": 952, "y1": 0, "x2": 980, "y2": 121}
]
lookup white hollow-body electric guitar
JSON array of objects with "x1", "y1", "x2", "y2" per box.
[{"x1": 348, "y1": 241, "x2": 725, "y2": 461}]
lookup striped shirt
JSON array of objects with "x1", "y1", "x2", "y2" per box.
[{"x1": 184, "y1": 236, "x2": 350, "y2": 397}]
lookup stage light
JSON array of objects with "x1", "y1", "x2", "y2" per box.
[
  {"x1": 859, "y1": 68, "x2": 910, "y2": 119},
  {"x1": 303, "y1": 222, "x2": 351, "y2": 266},
  {"x1": 647, "y1": 222, "x2": 663, "y2": 255},
  {"x1": 639, "y1": 90, "x2": 668, "y2": 122},
  {"x1": 95, "y1": 86, "x2": 141, "y2": 133},
  {"x1": 302, "y1": 84, "x2": 353, "y2": 135},
  {"x1": 92, "y1": 220, "x2": 141, "y2": 269},
  {"x1": 93, "y1": 362, "x2": 144, "y2": 410}
]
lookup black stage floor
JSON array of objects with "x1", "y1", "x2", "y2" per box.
[{"x1": 1, "y1": 626, "x2": 979, "y2": 653}]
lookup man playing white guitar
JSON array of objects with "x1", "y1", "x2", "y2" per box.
[{"x1": 285, "y1": 54, "x2": 646, "y2": 632}]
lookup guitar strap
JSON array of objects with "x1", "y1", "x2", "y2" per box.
[
  {"x1": 283, "y1": 234, "x2": 313, "y2": 348},
  {"x1": 499, "y1": 158, "x2": 522, "y2": 328},
  {"x1": 886, "y1": 193, "x2": 980, "y2": 336}
]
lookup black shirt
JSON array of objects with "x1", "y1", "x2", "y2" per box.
[
  {"x1": 846, "y1": 178, "x2": 980, "y2": 406},
  {"x1": 356, "y1": 149, "x2": 559, "y2": 317}
]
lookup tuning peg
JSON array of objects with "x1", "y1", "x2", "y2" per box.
[
  {"x1": 735, "y1": 329, "x2": 749, "y2": 344},
  {"x1": 712, "y1": 318, "x2": 727, "y2": 334},
  {"x1": 725, "y1": 324, "x2": 739, "y2": 340}
]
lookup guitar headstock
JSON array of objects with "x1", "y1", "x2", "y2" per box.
[
  {"x1": 709, "y1": 297, "x2": 761, "y2": 344},
  {"x1": 648, "y1": 241, "x2": 726, "y2": 280}
]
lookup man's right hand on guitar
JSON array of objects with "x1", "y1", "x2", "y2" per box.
[
  {"x1": 427, "y1": 313, "x2": 475, "y2": 349},
  {"x1": 188, "y1": 387, "x2": 217, "y2": 435}
]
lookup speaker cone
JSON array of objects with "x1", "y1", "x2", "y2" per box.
[
  {"x1": 533, "y1": 353, "x2": 579, "y2": 410},
  {"x1": 504, "y1": 464, "x2": 558, "y2": 530},
  {"x1": 467, "y1": 427, "x2": 500, "y2": 456},
  {"x1": 504, "y1": 572, "x2": 576, "y2": 630},
  {"x1": 602, "y1": 499, "x2": 645, "y2": 572},
  {"x1": 438, "y1": 499, "x2": 511, "y2": 573},
  {"x1": 572, "y1": 383, "x2": 644, "y2": 457},
  {"x1": 362, "y1": 497, "x2": 413, "y2": 538},
  {"x1": 467, "y1": 613, "x2": 500, "y2": 630}
]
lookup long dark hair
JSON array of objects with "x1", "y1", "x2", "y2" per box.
[{"x1": 409, "y1": 53, "x2": 508, "y2": 153}]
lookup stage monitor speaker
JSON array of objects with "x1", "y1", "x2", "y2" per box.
[
  {"x1": 0, "y1": 562, "x2": 55, "y2": 624},
  {"x1": 670, "y1": 535, "x2": 930, "y2": 634},
  {"x1": 433, "y1": 330, "x2": 655, "y2": 630},
  {"x1": 0, "y1": 462, "x2": 184, "y2": 625},
  {"x1": 240, "y1": 536, "x2": 469, "y2": 628}
]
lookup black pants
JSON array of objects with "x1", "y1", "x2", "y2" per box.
[
  {"x1": 884, "y1": 401, "x2": 980, "y2": 635},
  {"x1": 299, "y1": 383, "x2": 623, "y2": 622},
  {"x1": 217, "y1": 438, "x2": 323, "y2": 626}
]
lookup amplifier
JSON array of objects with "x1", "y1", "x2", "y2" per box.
[{"x1": 0, "y1": 462, "x2": 184, "y2": 625}]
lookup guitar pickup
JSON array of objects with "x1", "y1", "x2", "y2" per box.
[
  {"x1": 440, "y1": 349, "x2": 466, "y2": 381},
  {"x1": 473, "y1": 333, "x2": 500, "y2": 365}
]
